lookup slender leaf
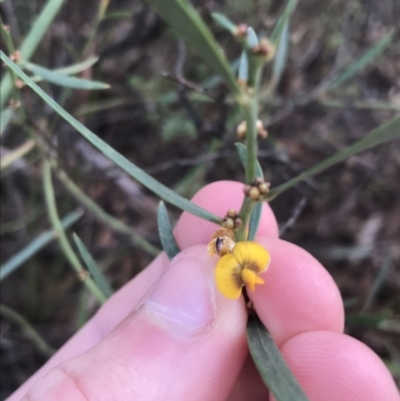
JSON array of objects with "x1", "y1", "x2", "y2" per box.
[
  {"x1": 267, "y1": 115, "x2": 400, "y2": 201},
  {"x1": 23, "y1": 62, "x2": 110, "y2": 90},
  {"x1": 145, "y1": 0, "x2": 241, "y2": 96},
  {"x1": 72, "y1": 233, "x2": 114, "y2": 298},
  {"x1": 247, "y1": 27, "x2": 259, "y2": 47},
  {"x1": 268, "y1": 21, "x2": 289, "y2": 94},
  {"x1": 248, "y1": 203, "x2": 262, "y2": 241},
  {"x1": 1, "y1": 139, "x2": 36, "y2": 171},
  {"x1": 362, "y1": 254, "x2": 392, "y2": 313},
  {"x1": 157, "y1": 201, "x2": 181, "y2": 259},
  {"x1": 1, "y1": 52, "x2": 222, "y2": 224},
  {"x1": 235, "y1": 142, "x2": 263, "y2": 178},
  {"x1": 0, "y1": 304, "x2": 54, "y2": 356},
  {"x1": 328, "y1": 30, "x2": 394, "y2": 91},
  {"x1": 0, "y1": 0, "x2": 66, "y2": 107},
  {"x1": 238, "y1": 51, "x2": 249, "y2": 82},
  {"x1": 0, "y1": 108, "x2": 13, "y2": 137},
  {"x1": 211, "y1": 12, "x2": 237, "y2": 34},
  {"x1": 269, "y1": 0, "x2": 298, "y2": 47},
  {"x1": 30, "y1": 57, "x2": 99, "y2": 82},
  {"x1": 247, "y1": 314, "x2": 310, "y2": 401},
  {"x1": 0, "y1": 209, "x2": 83, "y2": 281}
]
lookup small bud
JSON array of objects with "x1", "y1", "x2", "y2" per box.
[
  {"x1": 227, "y1": 208, "x2": 237, "y2": 218},
  {"x1": 236, "y1": 121, "x2": 247, "y2": 139},
  {"x1": 252, "y1": 38, "x2": 275, "y2": 62},
  {"x1": 223, "y1": 217, "x2": 235, "y2": 230},
  {"x1": 3, "y1": 25, "x2": 10, "y2": 33},
  {"x1": 234, "y1": 216, "x2": 243, "y2": 228},
  {"x1": 259, "y1": 182, "x2": 270, "y2": 194},
  {"x1": 10, "y1": 50, "x2": 22, "y2": 63},
  {"x1": 249, "y1": 187, "x2": 261, "y2": 201},
  {"x1": 15, "y1": 79, "x2": 24, "y2": 89},
  {"x1": 256, "y1": 119, "x2": 268, "y2": 139},
  {"x1": 234, "y1": 24, "x2": 248, "y2": 38},
  {"x1": 253, "y1": 177, "x2": 264, "y2": 186},
  {"x1": 243, "y1": 185, "x2": 251, "y2": 196}
]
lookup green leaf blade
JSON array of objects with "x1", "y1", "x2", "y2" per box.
[
  {"x1": 73, "y1": 233, "x2": 114, "y2": 298},
  {"x1": 24, "y1": 62, "x2": 110, "y2": 90},
  {"x1": 211, "y1": 12, "x2": 237, "y2": 34},
  {"x1": 146, "y1": 0, "x2": 241, "y2": 96},
  {"x1": 0, "y1": 0, "x2": 67, "y2": 107},
  {"x1": 248, "y1": 203, "x2": 262, "y2": 241},
  {"x1": 328, "y1": 30, "x2": 394, "y2": 91},
  {"x1": 247, "y1": 314, "x2": 310, "y2": 401},
  {"x1": 0, "y1": 209, "x2": 83, "y2": 281},
  {"x1": 157, "y1": 202, "x2": 181, "y2": 259},
  {"x1": 269, "y1": 0, "x2": 298, "y2": 47},
  {"x1": 1, "y1": 52, "x2": 222, "y2": 225},
  {"x1": 268, "y1": 115, "x2": 400, "y2": 201},
  {"x1": 235, "y1": 142, "x2": 263, "y2": 178}
]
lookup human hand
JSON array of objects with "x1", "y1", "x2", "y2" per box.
[{"x1": 8, "y1": 181, "x2": 399, "y2": 401}]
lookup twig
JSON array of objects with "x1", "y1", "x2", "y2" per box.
[
  {"x1": 43, "y1": 160, "x2": 107, "y2": 304},
  {"x1": 279, "y1": 196, "x2": 308, "y2": 236},
  {"x1": 0, "y1": 304, "x2": 55, "y2": 356}
]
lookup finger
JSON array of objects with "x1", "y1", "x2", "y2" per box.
[
  {"x1": 7, "y1": 252, "x2": 170, "y2": 401},
  {"x1": 250, "y1": 237, "x2": 344, "y2": 346},
  {"x1": 277, "y1": 331, "x2": 400, "y2": 401},
  {"x1": 175, "y1": 180, "x2": 279, "y2": 249},
  {"x1": 23, "y1": 246, "x2": 248, "y2": 401}
]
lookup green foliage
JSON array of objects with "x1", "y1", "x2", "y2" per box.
[
  {"x1": 247, "y1": 314, "x2": 310, "y2": 401},
  {"x1": 157, "y1": 202, "x2": 181, "y2": 260}
]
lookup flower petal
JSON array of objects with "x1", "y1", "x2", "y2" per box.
[
  {"x1": 214, "y1": 253, "x2": 243, "y2": 299},
  {"x1": 241, "y1": 268, "x2": 265, "y2": 292},
  {"x1": 233, "y1": 242, "x2": 270, "y2": 273}
]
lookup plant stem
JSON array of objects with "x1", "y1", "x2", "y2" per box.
[
  {"x1": 50, "y1": 159, "x2": 160, "y2": 256},
  {"x1": 243, "y1": 96, "x2": 259, "y2": 184},
  {"x1": 0, "y1": 304, "x2": 55, "y2": 356},
  {"x1": 43, "y1": 160, "x2": 107, "y2": 304},
  {"x1": 236, "y1": 197, "x2": 255, "y2": 241}
]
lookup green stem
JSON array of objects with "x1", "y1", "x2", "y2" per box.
[
  {"x1": 235, "y1": 197, "x2": 255, "y2": 241},
  {"x1": 49, "y1": 159, "x2": 160, "y2": 256},
  {"x1": 244, "y1": 96, "x2": 259, "y2": 184},
  {"x1": 0, "y1": 304, "x2": 55, "y2": 356},
  {"x1": 43, "y1": 161, "x2": 107, "y2": 304},
  {"x1": 83, "y1": 0, "x2": 110, "y2": 56}
]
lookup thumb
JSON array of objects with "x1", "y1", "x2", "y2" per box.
[{"x1": 23, "y1": 246, "x2": 248, "y2": 401}]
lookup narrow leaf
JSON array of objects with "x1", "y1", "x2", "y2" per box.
[
  {"x1": 145, "y1": 0, "x2": 241, "y2": 96},
  {"x1": 267, "y1": 115, "x2": 400, "y2": 201},
  {"x1": 0, "y1": 108, "x2": 13, "y2": 137},
  {"x1": 362, "y1": 254, "x2": 392, "y2": 313},
  {"x1": 73, "y1": 233, "x2": 114, "y2": 298},
  {"x1": 235, "y1": 142, "x2": 263, "y2": 178},
  {"x1": 0, "y1": 0, "x2": 66, "y2": 107},
  {"x1": 238, "y1": 51, "x2": 249, "y2": 82},
  {"x1": 0, "y1": 209, "x2": 83, "y2": 281},
  {"x1": 1, "y1": 52, "x2": 222, "y2": 224},
  {"x1": 248, "y1": 203, "x2": 262, "y2": 241},
  {"x1": 157, "y1": 201, "x2": 181, "y2": 259},
  {"x1": 328, "y1": 30, "x2": 394, "y2": 90},
  {"x1": 247, "y1": 314, "x2": 310, "y2": 401},
  {"x1": 23, "y1": 62, "x2": 110, "y2": 90},
  {"x1": 268, "y1": 21, "x2": 289, "y2": 94},
  {"x1": 211, "y1": 12, "x2": 237, "y2": 34},
  {"x1": 269, "y1": 0, "x2": 298, "y2": 47},
  {"x1": 247, "y1": 27, "x2": 259, "y2": 47},
  {"x1": 31, "y1": 57, "x2": 99, "y2": 82},
  {"x1": 1, "y1": 139, "x2": 36, "y2": 171}
]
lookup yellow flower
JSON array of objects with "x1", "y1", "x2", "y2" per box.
[{"x1": 215, "y1": 241, "x2": 271, "y2": 299}]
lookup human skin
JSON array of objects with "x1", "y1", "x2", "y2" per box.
[{"x1": 7, "y1": 181, "x2": 399, "y2": 401}]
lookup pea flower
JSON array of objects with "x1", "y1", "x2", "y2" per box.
[{"x1": 214, "y1": 241, "x2": 270, "y2": 299}]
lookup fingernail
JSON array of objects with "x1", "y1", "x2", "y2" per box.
[{"x1": 144, "y1": 254, "x2": 214, "y2": 335}]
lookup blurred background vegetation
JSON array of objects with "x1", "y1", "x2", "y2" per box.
[{"x1": 1, "y1": 0, "x2": 399, "y2": 398}]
